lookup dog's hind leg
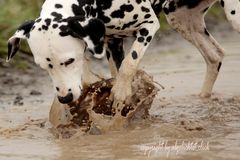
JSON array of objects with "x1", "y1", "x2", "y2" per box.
[
  {"x1": 106, "y1": 38, "x2": 125, "y2": 78},
  {"x1": 220, "y1": 0, "x2": 240, "y2": 32},
  {"x1": 164, "y1": 0, "x2": 224, "y2": 97}
]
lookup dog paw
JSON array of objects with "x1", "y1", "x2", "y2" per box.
[
  {"x1": 111, "y1": 76, "x2": 132, "y2": 112},
  {"x1": 199, "y1": 92, "x2": 212, "y2": 98},
  {"x1": 112, "y1": 78, "x2": 132, "y2": 100}
]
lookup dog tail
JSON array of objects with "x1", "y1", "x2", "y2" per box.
[
  {"x1": 220, "y1": 0, "x2": 240, "y2": 32},
  {"x1": 7, "y1": 20, "x2": 35, "y2": 62}
]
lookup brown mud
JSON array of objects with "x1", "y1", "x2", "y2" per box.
[{"x1": 49, "y1": 70, "x2": 159, "y2": 138}]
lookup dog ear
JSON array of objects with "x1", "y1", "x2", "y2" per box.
[
  {"x1": 83, "y1": 18, "x2": 106, "y2": 59},
  {"x1": 84, "y1": 18, "x2": 105, "y2": 43},
  {"x1": 67, "y1": 17, "x2": 106, "y2": 58},
  {"x1": 7, "y1": 20, "x2": 35, "y2": 62},
  {"x1": 7, "y1": 37, "x2": 21, "y2": 62},
  {"x1": 66, "y1": 17, "x2": 105, "y2": 40},
  {"x1": 66, "y1": 16, "x2": 87, "y2": 38}
]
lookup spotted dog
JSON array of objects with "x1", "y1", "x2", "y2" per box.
[{"x1": 7, "y1": 0, "x2": 240, "y2": 108}]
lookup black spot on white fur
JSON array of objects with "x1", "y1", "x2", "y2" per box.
[
  {"x1": 133, "y1": 14, "x2": 138, "y2": 19},
  {"x1": 49, "y1": 64, "x2": 53, "y2": 69},
  {"x1": 139, "y1": 28, "x2": 149, "y2": 36},
  {"x1": 218, "y1": 62, "x2": 222, "y2": 72},
  {"x1": 204, "y1": 28, "x2": 210, "y2": 36},
  {"x1": 121, "y1": 20, "x2": 138, "y2": 30},
  {"x1": 144, "y1": 14, "x2": 151, "y2": 19},
  {"x1": 146, "y1": 36, "x2": 152, "y2": 42},
  {"x1": 51, "y1": 12, "x2": 63, "y2": 21},
  {"x1": 138, "y1": 37, "x2": 145, "y2": 43},
  {"x1": 60, "y1": 58, "x2": 75, "y2": 67},
  {"x1": 111, "y1": 4, "x2": 134, "y2": 18},
  {"x1": 231, "y1": 10, "x2": 236, "y2": 15},
  {"x1": 203, "y1": 7, "x2": 209, "y2": 13},
  {"x1": 52, "y1": 24, "x2": 58, "y2": 28},
  {"x1": 132, "y1": 50, "x2": 138, "y2": 60},
  {"x1": 55, "y1": 4, "x2": 63, "y2": 9},
  {"x1": 35, "y1": 18, "x2": 41, "y2": 23},
  {"x1": 64, "y1": 58, "x2": 75, "y2": 66},
  {"x1": 136, "y1": 0, "x2": 141, "y2": 4},
  {"x1": 141, "y1": 6, "x2": 150, "y2": 13}
]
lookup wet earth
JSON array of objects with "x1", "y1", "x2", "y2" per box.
[{"x1": 0, "y1": 26, "x2": 240, "y2": 160}]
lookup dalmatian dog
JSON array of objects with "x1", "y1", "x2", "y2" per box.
[{"x1": 7, "y1": 0, "x2": 240, "y2": 111}]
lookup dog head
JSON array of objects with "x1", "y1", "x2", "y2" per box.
[{"x1": 7, "y1": 17, "x2": 106, "y2": 104}]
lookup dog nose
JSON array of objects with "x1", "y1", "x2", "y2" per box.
[{"x1": 58, "y1": 92, "x2": 73, "y2": 104}]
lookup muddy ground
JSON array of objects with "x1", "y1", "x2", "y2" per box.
[{"x1": 0, "y1": 22, "x2": 240, "y2": 160}]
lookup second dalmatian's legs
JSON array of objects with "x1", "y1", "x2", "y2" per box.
[{"x1": 164, "y1": 0, "x2": 224, "y2": 97}]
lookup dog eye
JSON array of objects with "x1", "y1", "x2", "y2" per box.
[{"x1": 63, "y1": 58, "x2": 75, "y2": 66}]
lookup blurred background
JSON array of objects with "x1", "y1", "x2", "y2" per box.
[
  {"x1": 0, "y1": 0, "x2": 225, "y2": 69},
  {"x1": 0, "y1": 0, "x2": 44, "y2": 69}
]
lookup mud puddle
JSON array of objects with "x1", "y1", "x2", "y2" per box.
[{"x1": 0, "y1": 30, "x2": 240, "y2": 160}]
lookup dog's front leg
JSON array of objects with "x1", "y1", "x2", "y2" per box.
[
  {"x1": 111, "y1": 21, "x2": 160, "y2": 114},
  {"x1": 106, "y1": 38, "x2": 125, "y2": 78}
]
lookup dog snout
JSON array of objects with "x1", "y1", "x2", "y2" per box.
[{"x1": 58, "y1": 92, "x2": 73, "y2": 104}]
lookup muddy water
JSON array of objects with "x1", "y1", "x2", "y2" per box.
[{"x1": 0, "y1": 31, "x2": 240, "y2": 160}]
